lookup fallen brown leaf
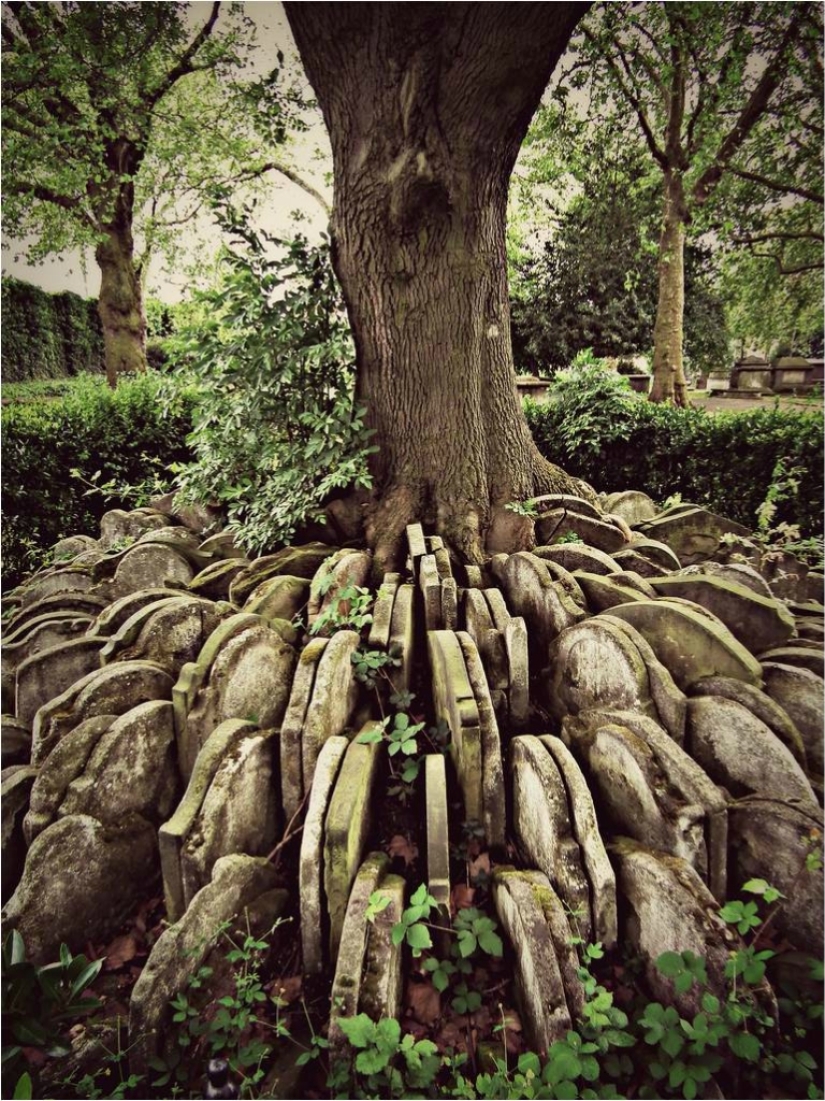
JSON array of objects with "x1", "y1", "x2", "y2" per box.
[
  {"x1": 468, "y1": 852, "x2": 491, "y2": 881},
  {"x1": 407, "y1": 979, "x2": 441, "y2": 1026},
  {"x1": 450, "y1": 883, "x2": 475, "y2": 914},
  {"x1": 104, "y1": 933, "x2": 139, "y2": 970},
  {"x1": 387, "y1": 834, "x2": 419, "y2": 867}
]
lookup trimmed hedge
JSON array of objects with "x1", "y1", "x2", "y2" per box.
[
  {"x1": 1, "y1": 277, "x2": 104, "y2": 382},
  {"x1": 2, "y1": 373, "x2": 194, "y2": 590},
  {"x1": 526, "y1": 396, "x2": 824, "y2": 540}
]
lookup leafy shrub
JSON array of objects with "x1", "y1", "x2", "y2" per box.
[
  {"x1": 1, "y1": 372, "x2": 194, "y2": 590},
  {"x1": 1, "y1": 277, "x2": 104, "y2": 383},
  {"x1": 527, "y1": 373, "x2": 824, "y2": 539},
  {"x1": 164, "y1": 207, "x2": 374, "y2": 555}
]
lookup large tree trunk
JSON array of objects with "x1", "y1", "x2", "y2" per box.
[
  {"x1": 286, "y1": 3, "x2": 590, "y2": 567},
  {"x1": 649, "y1": 171, "x2": 690, "y2": 406},
  {"x1": 95, "y1": 222, "x2": 147, "y2": 388}
]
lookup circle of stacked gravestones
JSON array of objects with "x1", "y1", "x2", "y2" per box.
[{"x1": 1, "y1": 494, "x2": 822, "y2": 1069}]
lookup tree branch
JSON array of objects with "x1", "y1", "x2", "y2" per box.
[
  {"x1": 582, "y1": 26, "x2": 667, "y2": 168},
  {"x1": 750, "y1": 249, "x2": 822, "y2": 275},
  {"x1": 145, "y1": 0, "x2": 221, "y2": 110},
  {"x1": 5, "y1": 179, "x2": 100, "y2": 232},
  {"x1": 692, "y1": 13, "x2": 803, "y2": 205},
  {"x1": 733, "y1": 230, "x2": 824, "y2": 245},
  {"x1": 727, "y1": 164, "x2": 823, "y2": 206}
]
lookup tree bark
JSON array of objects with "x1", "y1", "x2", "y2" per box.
[
  {"x1": 649, "y1": 171, "x2": 690, "y2": 407},
  {"x1": 96, "y1": 224, "x2": 147, "y2": 388},
  {"x1": 286, "y1": 2, "x2": 590, "y2": 566}
]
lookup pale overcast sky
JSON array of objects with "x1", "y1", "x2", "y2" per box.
[{"x1": 1, "y1": 1, "x2": 332, "y2": 302}]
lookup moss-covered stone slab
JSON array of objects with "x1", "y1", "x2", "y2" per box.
[
  {"x1": 184, "y1": 623, "x2": 296, "y2": 782},
  {"x1": 609, "y1": 839, "x2": 740, "y2": 1017},
  {"x1": 678, "y1": 561, "x2": 773, "y2": 598},
  {"x1": 128, "y1": 855, "x2": 280, "y2": 1074},
  {"x1": 503, "y1": 617, "x2": 530, "y2": 732},
  {"x1": 99, "y1": 508, "x2": 171, "y2": 549},
  {"x1": 619, "y1": 538, "x2": 682, "y2": 572},
  {"x1": 58, "y1": 700, "x2": 179, "y2": 828},
  {"x1": 388, "y1": 583, "x2": 415, "y2": 696},
  {"x1": 635, "y1": 507, "x2": 751, "y2": 566},
  {"x1": 5, "y1": 593, "x2": 108, "y2": 639},
  {"x1": 687, "y1": 696, "x2": 817, "y2": 808},
  {"x1": 541, "y1": 559, "x2": 588, "y2": 608},
  {"x1": 602, "y1": 490, "x2": 658, "y2": 526},
  {"x1": 3, "y1": 812, "x2": 158, "y2": 965},
  {"x1": 302, "y1": 630, "x2": 360, "y2": 798},
  {"x1": 536, "y1": 510, "x2": 629, "y2": 553},
  {"x1": 2, "y1": 766, "x2": 38, "y2": 904},
  {"x1": 228, "y1": 543, "x2": 337, "y2": 605},
  {"x1": 441, "y1": 575, "x2": 458, "y2": 631},
  {"x1": 498, "y1": 552, "x2": 588, "y2": 673},
  {"x1": 458, "y1": 632, "x2": 505, "y2": 851},
  {"x1": 510, "y1": 737, "x2": 592, "y2": 943},
  {"x1": 180, "y1": 728, "x2": 278, "y2": 912},
  {"x1": 649, "y1": 575, "x2": 794, "y2": 655},
  {"x1": 299, "y1": 735, "x2": 349, "y2": 974},
  {"x1": 532, "y1": 493, "x2": 604, "y2": 521},
  {"x1": 85, "y1": 589, "x2": 181, "y2": 639},
  {"x1": 328, "y1": 851, "x2": 391, "y2": 1042},
  {"x1": 102, "y1": 596, "x2": 228, "y2": 675},
  {"x1": 605, "y1": 599, "x2": 763, "y2": 690},
  {"x1": 324, "y1": 732, "x2": 383, "y2": 965},
  {"x1": 31, "y1": 660, "x2": 173, "y2": 766},
  {"x1": 761, "y1": 662, "x2": 824, "y2": 775},
  {"x1": 420, "y1": 553, "x2": 442, "y2": 632},
  {"x1": 544, "y1": 618, "x2": 653, "y2": 724},
  {"x1": 187, "y1": 558, "x2": 249, "y2": 602},
  {"x1": 198, "y1": 530, "x2": 246, "y2": 560},
  {"x1": 429, "y1": 630, "x2": 482, "y2": 824},
  {"x1": 159, "y1": 719, "x2": 257, "y2": 922},
  {"x1": 16, "y1": 568, "x2": 96, "y2": 610},
  {"x1": 492, "y1": 867, "x2": 573, "y2": 1055},
  {"x1": 425, "y1": 754, "x2": 450, "y2": 910},
  {"x1": 240, "y1": 574, "x2": 309, "y2": 625},
  {"x1": 728, "y1": 797, "x2": 823, "y2": 957},
  {"x1": 108, "y1": 542, "x2": 195, "y2": 598},
  {"x1": 358, "y1": 872, "x2": 406, "y2": 1023},
  {"x1": 52, "y1": 534, "x2": 100, "y2": 561},
  {"x1": 597, "y1": 614, "x2": 686, "y2": 745},
  {"x1": 405, "y1": 523, "x2": 428, "y2": 580},
  {"x1": 689, "y1": 674, "x2": 806, "y2": 768},
  {"x1": 367, "y1": 575, "x2": 400, "y2": 652},
  {"x1": 280, "y1": 637, "x2": 328, "y2": 822},
  {"x1": 534, "y1": 543, "x2": 622, "y2": 576},
  {"x1": 3, "y1": 618, "x2": 93, "y2": 707},
  {"x1": 24, "y1": 715, "x2": 116, "y2": 844},
  {"x1": 518, "y1": 869, "x2": 586, "y2": 1020},
  {"x1": 609, "y1": 548, "x2": 671, "y2": 578},
  {"x1": 307, "y1": 550, "x2": 372, "y2": 632},
  {"x1": 757, "y1": 646, "x2": 824, "y2": 678},
  {"x1": 16, "y1": 637, "x2": 107, "y2": 726},
  {"x1": 573, "y1": 572, "x2": 648, "y2": 613}
]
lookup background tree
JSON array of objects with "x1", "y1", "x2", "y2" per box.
[
  {"x1": 567, "y1": 1, "x2": 822, "y2": 404},
  {"x1": 509, "y1": 130, "x2": 729, "y2": 376},
  {"x1": 283, "y1": 2, "x2": 591, "y2": 569},
  {"x1": 2, "y1": 1, "x2": 310, "y2": 385}
]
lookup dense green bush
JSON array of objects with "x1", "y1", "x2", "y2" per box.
[
  {"x1": 1, "y1": 277, "x2": 104, "y2": 382},
  {"x1": 526, "y1": 371, "x2": 824, "y2": 540},
  {"x1": 1, "y1": 373, "x2": 194, "y2": 590}
]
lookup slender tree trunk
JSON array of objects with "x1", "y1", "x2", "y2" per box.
[
  {"x1": 286, "y1": 3, "x2": 590, "y2": 566},
  {"x1": 95, "y1": 223, "x2": 147, "y2": 388},
  {"x1": 649, "y1": 171, "x2": 690, "y2": 406}
]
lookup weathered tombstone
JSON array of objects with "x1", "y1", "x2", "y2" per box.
[
  {"x1": 307, "y1": 549, "x2": 372, "y2": 632},
  {"x1": 159, "y1": 719, "x2": 257, "y2": 922},
  {"x1": 2, "y1": 617, "x2": 93, "y2": 711},
  {"x1": 367, "y1": 575, "x2": 400, "y2": 652},
  {"x1": 129, "y1": 855, "x2": 281, "y2": 1074},
  {"x1": 534, "y1": 543, "x2": 622, "y2": 576},
  {"x1": 324, "y1": 732, "x2": 383, "y2": 964},
  {"x1": 602, "y1": 490, "x2": 658, "y2": 525},
  {"x1": 109, "y1": 542, "x2": 195, "y2": 596},
  {"x1": 58, "y1": 700, "x2": 179, "y2": 828},
  {"x1": 429, "y1": 630, "x2": 483, "y2": 825},
  {"x1": 635, "y1": 507, "x2": 750, "y2": 566},
  {"x1": 188, "y1": 559, "x2": 249, "y2": 602},
  {"x1": 573, "y1": 572, "x2": 648, "y2": 612},
  {"x1": 1, "y1": 716, "x2": 32, "y2": 769},
  {"x1": 728, "y1": 797, "x2": 823, "y2": 957},
  {"x1": 1, "y1": 767, "x2": 38, "y2": 903},
  {"x1": 504, "y1": 617, "x2": 530, "y2": 732},
  {"x1": 761, "y1": 663, "x2": 824, "y2": 775},
  {"x1": 491, "y1": 867, "x2": 573, "y2": 1055},
  {"x1": 678, "y1": 560, "x2": 773, "y2": 599},
  {"x1": 497, "y1": 552, "x2": 588, "y2": 673},
  {"x1": 180, "y1": 728, "x2": 278, "y2": 911},
  {"x1": 99, "y1": 508, "x2": 170, "y2": 549},
  {"x1": 425, "y1": 754, "x2": 450, "y2": 912},
  {"x1": 5, "y1": 593, "x2": 107, "y2": 638},
  {"x1": 16, "y1": 568, "x2": 96, "y2": 609},
  {"x1": 687, "y1": 696, "x2": 818, "y2": 808},
  {"x1": 301, "y1": 630, "x2": 361, "y2": 799},
  {"x1": 31, "y1": 660, "x2": 173, "y2": 766},
  {"x1": 458, "y1": 631, "x2": 505, "y2": 850},
  {"x1": 536, "y1": 510, "x2": 629, "y2": 553},
  {"x1": 2, "y1": 812, "x2": 158, "y2": 964},
  {"x1": 649, "y1": 575, "x2": 794, "y2": 655},
  {"x1": 605, "y1": 600, "x2": 763, "y2": 690},
  {"x1": 689, "y1": 675, "x2": 807, "y2": 768},
  {"x1": 280, "y1": 637, "x2": 328, "y2": 822},
  {"x1": 405, "y1": 523, "x2": 428, "y2": 582},
  {"x1": 86, "y1": 588, "x2": 183, "y2": 638},
  {"x1": 388, "y1": 583, "x2": 415, "y2": 696},
  {"x1": 101, "y1": 596, "x2": 227, "y2": 675},
  {"x1": 15, "y1": 638, "x2": 107, "y2": 727},
  {"x1": 609, "y1": 839, "x2": 740, "y2": 1016},
  {"x1": 420, "y1": 553, "x2": 442, "y2": 632},
  {"x1": 229, "y1": 543, "x2": 336, "y2": 604},
  {"x1": 299, "y1": 736, "x2": 349, "y2": 974}
]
